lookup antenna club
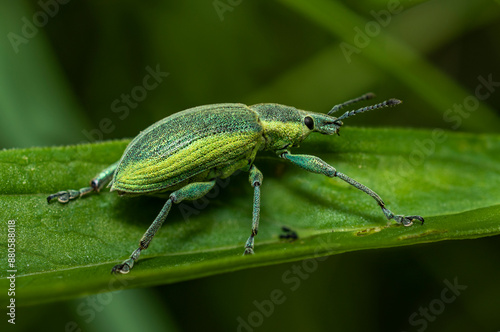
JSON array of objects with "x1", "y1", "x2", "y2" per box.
[
  {"x1": 387, "y1": 98, "x2": 402, "y2": 106},
  {"x1": 364, "y1": 92, "x2": 376, "y2": 100}
]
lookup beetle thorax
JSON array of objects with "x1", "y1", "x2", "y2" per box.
[{"x1": 250, "y1": 103, "x2": 311, "y2": 152}]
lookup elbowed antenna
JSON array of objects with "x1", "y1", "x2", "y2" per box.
[
  {"x1": 328, "y1": 92, "x2": 375, "y2": 115},
  {"x1": 335, "y1": 98, "x2": 402, "y2": 122}
]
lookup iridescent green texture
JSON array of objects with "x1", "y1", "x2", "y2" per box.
[
  {"x1": 111, "y1": 104, "x2": 263, "y2": 194},
  {"x1": 47, "y1": 94, "x2": 423, "y2": 274}
]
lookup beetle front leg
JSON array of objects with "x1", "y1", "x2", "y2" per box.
[
  {"x1": 47, "y1": 161, "x2": 119, "y2": 203},
  {"x1": 243, "y1": 165, "x2": 263, "y2": 255},
  {"x1": 112, "y1": 180, "x2": 216, "y2": 274},
  {"x1": 280, "y1": 151, "x2": 424, "y2": 226}
]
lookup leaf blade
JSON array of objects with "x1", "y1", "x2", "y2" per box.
[{"x1": 1, "y1": 127, "x2": 499, "y2": 305}]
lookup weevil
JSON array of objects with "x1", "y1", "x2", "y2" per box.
[{"x1": 47, "y1": 93, "x2": 424, "y2": 274}]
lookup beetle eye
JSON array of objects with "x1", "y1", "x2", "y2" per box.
[{"x1": 304, "y1": 116, "x2": 314, "y2": 130}]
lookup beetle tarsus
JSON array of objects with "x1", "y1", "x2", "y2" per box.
[
  {"x1": 243, "y1": 248, "x2": 254, "y2": 255},
  {"x1": 47, "y1": 187, "x2": 95, "y2": 204},
  {"x1": 47, "y1": 193, "x2": 62, "y2": 203},
  {"x1": 395, "y1": 214, "x2": 425, "y2": 227},
  {"x1": 243, "y1": 234, "x2": 255, "y2": 255},
  {"x1": 405, "y1": 215, "x2": 425, "y2": 226},
  {"x1": 46, "y1": 190, "x2": 74, "y2": 204},
  {"x1": 111, "y1": 261, "x2": 132, "y2": 274},
  {"x1": 381, "y1": 207, "x2": 424, "y2": 227}
]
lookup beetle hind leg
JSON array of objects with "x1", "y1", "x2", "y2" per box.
[
  {"x1": 47, "y1": 161, "x2": 119, "y2": 204},
  {"x1": 112, "y1": 180, "x2": 216, "y2": 274}
]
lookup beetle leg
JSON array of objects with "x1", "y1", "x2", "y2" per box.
[
  {"x1": 243, "y1": 165, "x2": 263, "y2": 255},
  {"x1": 111, "y1": 180, "x2": 216, "y2": 274},
  {"x1": 280, "y1": 151, "x2": 424, "y2": 226},
  {"x1": 47, "y1": 161, "x2": 119, "y2": 204}
]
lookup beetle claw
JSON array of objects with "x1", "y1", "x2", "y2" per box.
[
  {"x1": 407, "y1": 215, "x2": 425, "y2": 225},
  {"x1": 243, "y1": 248, "x2": 254, "y2": 255},
  {"x1": 47, "y1": 187, "x2": 94, "y2": 204},
  {"x1": 47, "y1": 191, "x2": 73, "y2": 204},
  {"x1": 111, "y1": 257, "x2": 134, "y2": 274},
  {"x1": 397, "y1": 215, "x2": 425, "y2": 226},
  {"x1": 111, "y1": 263, "x2": 131, "y2": 274}
]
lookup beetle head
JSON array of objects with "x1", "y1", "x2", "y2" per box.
[
  {"x1": 251, "y1": 96, "x2": 400, "y2": 152},
  {"x1": 301, "y1": 112, "x2": 343, "y2": 136}
]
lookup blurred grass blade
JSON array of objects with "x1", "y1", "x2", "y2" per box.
[
  {"x1": 275, "y1": 0, "x2": 500, "y2": 131},
  {"x1": 250, "y1": 0, "x2": 500, "y2": 131},
  {"x1": 0, "y1": 127, "x2": 499, "y2": 305},
  {"x1": 0, "y1": 1, "x2": 89, "y2": 148}
]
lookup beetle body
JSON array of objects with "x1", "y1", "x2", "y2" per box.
[
  {"x1": 47, "y1": 93, "x2": 424, "y2": 274},
  {"x1": 110, "y1": 103, "x2": 324, "y2": 195},
  {"x1": 111, "y1": 104, "x2": 264, "y2": 194}
]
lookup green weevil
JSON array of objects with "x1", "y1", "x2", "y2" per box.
[{"x1": 47, "y1": 93, "x2": 424, "y2": 274}]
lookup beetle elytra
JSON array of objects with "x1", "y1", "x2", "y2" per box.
[{"x1": 47, "y1": 93, "x2": 424, "y2": 274}]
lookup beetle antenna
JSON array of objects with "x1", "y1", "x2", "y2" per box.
[
  {"x1": 327, "y1": 92, "x2": 375, "y2": 115},
  {"x1": 335, "y1": 98, "x2": 401, "y2": 122}
]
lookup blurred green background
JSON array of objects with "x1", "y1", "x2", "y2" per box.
[{"x1": 1, "y1": 0, "x2": 499, "y2": 331}]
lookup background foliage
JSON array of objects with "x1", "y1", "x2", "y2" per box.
[{"x1": 1, "y1": 0, "x2": 499, "y2": 331}]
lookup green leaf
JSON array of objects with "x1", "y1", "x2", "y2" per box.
[{"x1": 1, "y1": 127, "x2": 499, "y2": 305}]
